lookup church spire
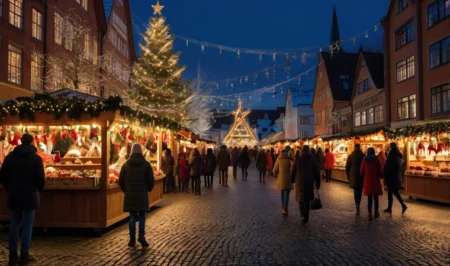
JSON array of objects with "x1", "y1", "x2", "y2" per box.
[{"x1": 330, "y1": 3, "x2": 341, "y2": 46}]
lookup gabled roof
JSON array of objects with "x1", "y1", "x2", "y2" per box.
[
  {"x1": 320, "y1": 52, "x2": 359, "y2": 101},
  {"x1": 94, "y1": 0, "x2": 107, "y2": 34},
  {"x1": 362, "y1": 52, "x2": 384, "y2": 89},
  {"x1": 330, "y1": 4, "x2": 341, "y2": 45},
  {"x1": 290, "y1": 88, "x2": 312, "y2": 106},
  {"x1": 103, "y1": 0, "x2": 114, "y2": 22}
]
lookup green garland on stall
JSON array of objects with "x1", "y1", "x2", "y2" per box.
[
  {"x1": 0, "y1": 94, "x2": 182, "y2": 131},
  {"x1": 393, "y1": 122, "x2": 450, "y2": 139}
]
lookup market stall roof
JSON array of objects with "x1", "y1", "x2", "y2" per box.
[
  {"x1": 0, "y1": 82, "x2": 34, "y2": 100},
  {"x1": 50, "y1": 89, "x2": 103, "y2": 102},
  {"x1": 197, "y1": 138, "x2": 216, "y2": 144},
  {"x1": 260, "y1": 131, "x2": 285, "y2": 145}
]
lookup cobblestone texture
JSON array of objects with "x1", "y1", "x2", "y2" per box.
[{"x1": 0, "y1": 167, "x2": 449, "y2": 265}]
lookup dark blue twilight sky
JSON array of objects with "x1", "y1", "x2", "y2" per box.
[{"x1": 130, "y1": 0, "x2": 390, "y2": 110}]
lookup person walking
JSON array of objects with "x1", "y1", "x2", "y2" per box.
[
  {"x1": 266, "y1": 150, "x2": 274, "y2": 176},
  {"x1": 316, "y1": 148, "x2": 325, "y2": 180},
  {"x1": 256, "y1": 148, "x2": 267, "y2": 183},
  {"x1": 189, "y1": 148, "x2": 203, "y2": 195},
  {"x1": 360, "y1": 147, "x2": 384, "y2": 221},
  {"x1": 383, "y1": 142, "x2": 408, "y2": 214},
  {"x1": 324, "y1": 148, "x2": 335, "y2": 182},
  {"x1": 239, "y1": 146, "x2": 251, "y2": 180},
  {"x1": 119, "y1": 143, "x2": 155, "y2": 248},
  {"x1": 217, "y1": 145, "x2": 231, "y2": 187},
  {"x1": 291, "y1": 145, "x2": 321, "y2": 224},
  {"x1": 231, "y1": 147, "x2": 239, "y2": 180},
  {"x1": 178, "y1": 152, "x2": 190, "y2": 193},
  {"x1": 345, "y1": 143, "x2": 365, "y2": 215},
  {"x1": 204, "y1": 148, "x2": 217, "y2": 188},
  {"x1": 273, "y1": 147, "x2": 294, "y2": 215},
  {"x1": 0, "y1": 134, "x2": 45, "y2": 265},
  {"x1": 162, "y1": 149, "x2": 175, "y2": 193},
  {"x1": 378, "y1": 150, "x2": 387, "y2": 168}
]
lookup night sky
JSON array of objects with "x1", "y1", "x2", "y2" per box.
[{"x1": 131, "y1": 0, "x2": 390, "y2": 110}]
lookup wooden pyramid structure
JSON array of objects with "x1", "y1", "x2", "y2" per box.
[{"x1": 223, "y1": 100, "x2": 259, "y2": 147}]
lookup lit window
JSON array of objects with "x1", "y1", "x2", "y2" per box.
[
  {"x1": 64, "y1": 22, "x2": 74, "y2": 51},
  {"x1": 397, "y1": 94, "x2": 416, "y2": 120},
  {"x1": 428, "y1": 0, "x2": 449, "y2": 27},
  {"x1": 361, "y1": 110, "x2": 367, "y2": 125},
  {"x1": 396, "y1": 55, "x2": 415, "y2": 82},
  {"x1": 81, "y1": 0, "x2": 88, "y2": 11},
  {"x1": 367, "y1": 108, "x2": 374, "y2": 125},
  {"x1": 355, "y1": 112, "x2": 361, "y2": 127},
  {"x1": 429, "y1": 37, "x2": 450, "y2": 69},
  {"x1": 32, "y1": 9, "x2": 43, "y2": 40},
  {"x1": 375, "y1": 105, "x2": 384, "y2": 123},
  {"x1": 84, "y1": 33, "x2": 91, "y2": 60},
  {"x1": 92, "y1": 38, "x2": 98, "y2": 64},
  {"x1": 31, "y1": 54, "x2": 43, "y2": 91},
  {"x1": 8, "y1": 44, "x2": 22, "y2": 85},
  {"x1": 54, "y1": 13, "x2": 63, "y2": 45},
  {"x1": 395, "y1": 20, "x2": 414, "y2": 49},
  {"x1": 9, "y1": 0, "x2": 23, "y2": 29},
  {"x1": 431, "y1": 83, "x2": 450, "y2": 115},
  {"x1": 341, "y1": 116, "x2": 347, "y2": 128}
]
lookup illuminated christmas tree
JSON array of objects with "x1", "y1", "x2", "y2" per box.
[{"x1": 131, "y1": 1, "x2": 190, "y2": 120}]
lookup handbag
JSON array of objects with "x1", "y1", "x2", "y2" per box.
[{"x1": 311, "y1": 189, "x2": 322, "y2": 210}]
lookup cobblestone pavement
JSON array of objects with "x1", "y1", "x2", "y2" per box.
[{"x1": 0, "y1": 167, "x2": 449, "y2": 266}]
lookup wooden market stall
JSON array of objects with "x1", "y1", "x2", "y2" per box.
[
  {"x1": 399, "y1": 122, "x2": 450, "y2": 204},
  {"x1": 0, "y1": 95, "x2": 181, "y2": 229}
]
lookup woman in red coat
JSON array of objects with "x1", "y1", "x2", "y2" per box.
[
  {"x1": 178, "y1": 152, "x2": 190, "y2": 193},
  {"x1": 360, "y1": 147, "x2": 384, "y2": 221},
  {"x1": 324, "y1": 149, "x2": 335, "y2": 182}
]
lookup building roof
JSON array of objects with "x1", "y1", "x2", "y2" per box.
[
  {"x1": 103, "y1": 0, "x2": 114, "y2": 22},
  {"x1": 320, "y1": 52, "x2": 359, "y2": 101},
  {"x1": 330, "y1": 4, "x2": 341, "y2": 45},
  {"x1": 361, "y1": 52, "x2": 385, "y2": 89},
  {"x1": 290, "y1": 88, "x2": 312, "y2": 106}
]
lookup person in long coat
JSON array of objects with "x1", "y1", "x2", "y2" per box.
[
  {"x1": 383, "y1": 142, "x2": 408, "y2": 214},
  {"x1": 230, "y1": 147, "x2": 240, "y2": 180},
  {"x1": 273, "y1": 148, "x2": 294, "y2": 215},
  {"x1": 324, "y1": 148, "x2": 335, "y2": 182},
  {"x1": 238, "y1": 146, "x2": 251, "y2": 181},
  {"x1": 256, "y1": 148, "x2": 267, "y2": 183},
  {"x1": 291, "y1": 145, "x2": 321, "y2": 224},
  {"x1": 360, "y1": 147, "x2": 383, "y2": 221},
  {"x1": 217, "y1": 145, "x2": 231, "y2": 187},
  {"x1": 316, "y1": 148, "x2": 325, "y2": 179},
  {"x1": 119, "y1": 143, "x2": 155, "y2": 247},
  {"x1": 189, "y1": 148, "x2": 203, "y2": 195},
  {"x1": 178, "y1": 152, "x2": 190, "y2": 193},
  {"x1": 204, "y1": 148, "x2": 217, "y2": 189},
  {"x1": 345, "y1": 143, "x2": 366, "y2": 215},
  {"x1": 266, "y1": 150, "x2": 274, "y2": 176}
]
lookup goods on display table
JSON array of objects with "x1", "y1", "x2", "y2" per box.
[
  {"x1": 403, "y1": 133, "x2": 450, "y2": 203},
  {"x1": 0, "y1": 110, "x2": 175, "y2": 229}
]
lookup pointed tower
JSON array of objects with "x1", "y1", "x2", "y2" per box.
[{"x1": 330, "y1": 4, "x2": 341, "y2": 46}]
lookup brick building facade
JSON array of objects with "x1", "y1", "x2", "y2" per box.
[{"x1": 0, "y1": 0, "x2": 135, "y2": 99}]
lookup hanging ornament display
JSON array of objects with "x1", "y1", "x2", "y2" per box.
[
  {"x1": 265, "y1": 70, "x2": 270, "y2": 79},
  {"x1": 239, "y1": 78, "x2": 243, "y2": 85},
  {"x1": 230, "y1": 82, "x2": 234, "y2": 90},
  {"x1": 292, "y1": 52, "x2": 298, "y2": 60},
  {"x1": 186, "y1": 40, "x2": 189, "y2": 47},
  {"x1": 245, "y1": 76, "x2": 249, "y2": 83},
  {"x1": 272, "y1": 53, "x2": 276, "y2": 63},
  {"x1": 219, "y1": 49, "x2": 222, "y2": 55},
  {"x1": 237, "y1": 50, "x2": 241, "y2": 60},
  {"x1": 364, "y1": 30, "x2": 369, "y2": 39},
  {"x1": 273, "y1": 68, "x2": 276, "y2": 80},
  {"x1": 259, "y1": 54, "x2": 263, "y2": 65},
  {"x1": 374, "y1": 25, "x2": 378, "y2": 32},
  {"x1": 298, "y1": 77, "x2": 301, "y2": 84},
  {"x1": 353, "y1": 37, "x2": 357, "y2": 45},
  {"x1": 280, "y1": 86, "x2": 283, "y2": 94},
  {"x1": 201, "y1": 45, "x2": 205, "y2": 53},
  {"x1": 301, "y1": 52, "x2": 308, "y2": 65},
  {"x1": 216, "y1": 83, "x2": 219, "y2": 90},
  {"x1": 284, "y1": 56, "x2": 291, "y2": 78}
]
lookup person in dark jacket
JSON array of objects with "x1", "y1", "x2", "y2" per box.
[
  {"x1": 230, "y1": 147, "x2": 239, "y2": 180},
  {"x1": 189, "y1": 148, "x2": 203, "y2": 195},
  {"x1": 256, "y1": 148, "x2": 267, "y2": 183},
  {"x1": 316, "y1": 148, "x2": 325, "y2": 180},
  {"x1": 383, "y1": 142, "x2": 408, "y2": 214},
  {"x1": 217, "y1": 145, "x2": 231, "y2": 187},
  {"x1": 291, "y1": 145, "x2": 321, "y2": 224},
  {"x1": 0, "y1": 134, "x2": 45, "y2": 265},
  {"x1": 204, "y1": 148, "x2": 217, "y2": 188},
  {"x1": 162, "y1": 149, "x2": 175, "y2": 193},
  {"x1": 345, "y1": 143, "x2": 366, "y2": 215},
  {"x1": 238, "y1": 146, "x2": 251, "y2": 181},
  {"x1": 119, "y1": 143, "x2": 155, "y2": 247}
]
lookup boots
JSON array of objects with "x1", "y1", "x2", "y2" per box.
[
  {"x1": 19, "y1": 253, "x2": 36, "y2": 264},
  {"x1": 138, "y1": 233, "x2": 149, "y2": 247},
  {"x1": 402, "y1": 204, "x2": 408, "y2": 214},
  {"x1": 356, "y1": 206, "x2": 360, "y2": 216},
  {"x1": 128, "y1": 236, "x2": 136, "y2": 247},
  {"x1": 9, "y1": 252, "x2": 19, "y2": 265}
]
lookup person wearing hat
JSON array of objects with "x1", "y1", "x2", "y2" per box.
[
  {"x1": 0, "y1": 134, "x2": 45, "y2": 265},
  {"x1": 119, "y1": 143, "x2": 155, "y2": 247}
]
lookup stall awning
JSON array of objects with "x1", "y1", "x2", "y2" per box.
[
  {"x1": 50, "y1": 88, "x2": 102, "y2": 102},
  {"x1": 0, "y1": 82, "x2": 34, "y2": 100},
  {"x1": 260, "y1": 131, "x2": 285, "y2": 145}
]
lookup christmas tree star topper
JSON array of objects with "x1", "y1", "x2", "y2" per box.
[{"x1": 152, "y1": 1, "x2": 164, "y2": 15}]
